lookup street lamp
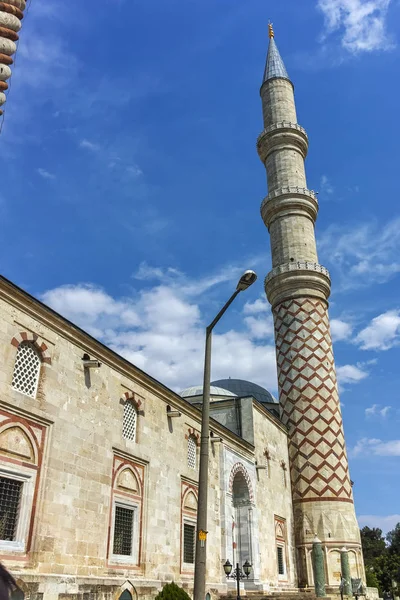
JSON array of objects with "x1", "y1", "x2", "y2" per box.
[
  {"x1": 223, "y1": 559, "x2": 252, "y2": 600},
  {"x1": 193, "y1": 270, "x2": 258, "y2": 600}
]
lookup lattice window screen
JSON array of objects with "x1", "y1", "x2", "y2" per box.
[
  {"x1": 183, "y1": 523, "x2": 195, "y2": 563},
  {"x1": 0, "y1": 476, "x2": 23, "y2": 541},
  {"x1": 277, "y1": 546, "x2": 285, "y2": 575},
  {"x1": 12, "y1": 342, "x2": 41, "y2": 398},
  {"x1": 122, "y1": 401, "x2": 137, "y2": 442},
  {"x1": 113, "y1": 505, "x2": 134, "y2": 555},
  {"x1": 187, "y1": 436, "x2": 197, "y2": 469}
]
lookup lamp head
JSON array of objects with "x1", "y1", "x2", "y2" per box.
[
  {"x1": 223, "y1": 559, "x2": 233, "y2": 576},
  {"x1": 236, "y1": 270, "x2": 257, "y2": 292},
  {"x1": 243, "y1": 560, "x2": 252, "y2": 577}
]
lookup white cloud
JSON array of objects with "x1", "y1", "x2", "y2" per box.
[
  {"x1": 40, "y1": 268, "x2": 278, "y2": 392},
  {"x1": 331, "y1": 318, "x2": 353, "y2": 341},
  {"x1": 37, "y1": 168, "x2": 56, "y2": 180},
  {"x1": 125, "y1": 164, "x2": 143, "y2": 177},
  {"x1": 356, "y1": 310, "x2": 400, "y2": 350},
  {"x1": 244, "y1": 316, "x2": 274, "y2": 340},
  {"x1": 317, "y1": 0, "x2": 394, "y2": 53},
  {"x1": 243, "y1": 298, "x2": 270, "y2": 315},
  {"x1": 319, "y1": 218, "x2": 400, "y2": 290},
  {"x1": 336, "y1": 363, "x2": 368, "y2": 385},
  {"x1": 358, "y1": 514, "x2": 400, "y2": 534},
  {"x1": 133, "y1": 261, "x2": 263, "y2": 298},
  {"x1": 320, "y1": 174, "x2": 334, "y2": 195},
  {"x1": 365, "y1": 404, "x2": 391, "y2": 418},
  {"x1": 80, "y1": 139, "x2": 100, "y2": 152},
  {"x1": 41, "y1": 264, "x2": 371, "y2": 393},
  {"x1": 351, "y1": 437, "x2": 400, "y2": 457}
]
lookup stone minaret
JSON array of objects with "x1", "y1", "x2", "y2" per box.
[{"x1": 257, "y1": 25, "x2": 363, "y2": 587}]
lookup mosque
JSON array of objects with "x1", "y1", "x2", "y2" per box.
[{"x1": 0, "y1": 12, "x2": 370, "y2": 600}]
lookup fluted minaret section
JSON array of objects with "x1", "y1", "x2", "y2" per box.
[
  {"x1": 258, "y1": 27, "x2": 363, "y2": 587},
  {"x1": 0, "y1": 0, "x2": 26, "y2": 116}
]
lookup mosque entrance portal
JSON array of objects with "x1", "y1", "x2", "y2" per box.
[{"x1": 232, "y1": 469, "x2": 253, "y2": 572}]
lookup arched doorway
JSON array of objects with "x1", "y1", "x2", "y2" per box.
[
  {"x1": 232, "y1": 469, "x2": 253, "y2": 570},
  {"x1": 119, "y1": 592, "x2": 132, "y2": 600}
]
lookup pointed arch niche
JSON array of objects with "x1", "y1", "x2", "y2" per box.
[
  {"x1": 114, "y1": 580, "x2": 138, "y2": 600},
  {"x1": 108, "y1": 454, "x2": 145, "y2": 569},
  {"x1": 181, "y1": 480, "x2": 198, "y2": 573},
  {"x1": 0, "y1": 410, "x2": 48, "y2": 555},
  {"x1": 227, "y1": 463, "x2": 255, "y2": 575}
]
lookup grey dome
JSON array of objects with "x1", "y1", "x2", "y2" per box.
[
  {"x1": 180, "y1": 385, "x2": 237, "y2": 399},
  {"x1": 211, "y1": 379, "x2": 277, "y2": 404}
]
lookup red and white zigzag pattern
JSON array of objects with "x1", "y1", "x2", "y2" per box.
[{"x1": 273, "y1": 298, "x2": 353, "y2": 503}]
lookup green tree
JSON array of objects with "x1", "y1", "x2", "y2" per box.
[
  {"x1": 365, "y1": 566, "x2": 380, "y2": 590},
  {"x1": 360, "y1": 527, "x2": 387, "y2": 566},
  {"x1": 387, "y1": 524, "x2": 400, "y2": 556},
  {"x1": 155, "y1": 582, "x2": 191, "y2": 600},
  {"x1": 374, "y1": 553, "x2": 400, "y2": 594}
]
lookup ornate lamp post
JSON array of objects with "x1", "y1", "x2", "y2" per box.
[{"x1": 223, "y1": 559, "x2": 252, "y2": 600}]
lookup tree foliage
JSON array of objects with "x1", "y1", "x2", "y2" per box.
[
  {"x1": 361, "y1": 527, "x2": 387, "y2": 564},
  {"x1": 155, "y1": 582, "x2": 191, "y2": 600},
  {"x1": 387, "y1": 524, "x2": 400, "y2": 556},
  {"x1": 360, "y1": 523, "x2": 400, "y2": 596}
]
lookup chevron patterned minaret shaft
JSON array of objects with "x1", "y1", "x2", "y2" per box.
[{"x1": 258, "y1": 25, "x2": 364, "y2": 587}]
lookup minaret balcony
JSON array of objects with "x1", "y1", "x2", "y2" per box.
[
  {"x1": 260, "y1": 187, "x2": 319, "y2": 229},
  {"x1": 257, "y1": 121, "x2": 309, "y2": 162},
  {"x1": 264, "y1": 261, "x2": 331, "y2": 307}
]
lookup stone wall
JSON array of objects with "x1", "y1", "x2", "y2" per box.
[{"x1": 0, "y1": 278, "x2": 294, "y2": 600}]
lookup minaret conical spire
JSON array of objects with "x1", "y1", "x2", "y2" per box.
[{"x1": 262, "y1": 24, "x2": 290, "y2": 84}]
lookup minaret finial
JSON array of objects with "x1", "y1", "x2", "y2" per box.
[{"x1": 268, "y1": 22, "x2": 275, "y2": 39}]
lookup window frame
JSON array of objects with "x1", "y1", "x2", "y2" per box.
[
  {"x1": 182, "y1": 517, "x2": 196, "y2": 569},
  {"x1": 109, "y1": 496, "x2": 140, "y2": 565},
  {"x1": 11, "y1": 342, "x2": 41, "y2": 399},
  {"x1": 187, "y1": 435, "x2": 197, "y2": 470},
  {"x1": 122, "y1": 401, "x2": 138, "y2": 443},
  {"x1": 0, "y1": 466, "x2": 36, "y2": 553}
]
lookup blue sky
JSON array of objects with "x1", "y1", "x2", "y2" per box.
[{"x1": 1, "y1": 0, "x2": 400, "y2": 533}]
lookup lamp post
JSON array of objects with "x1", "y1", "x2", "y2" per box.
[
  {"x1": 223, "y1": 559, "x2": 252, "y2": 600},
  {"x1": 193, "y1": 270, "x2": 258, "y2": 600}
]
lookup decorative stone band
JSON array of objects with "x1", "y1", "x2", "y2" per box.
[
  {"x1": 257, "y1": 121, "x2": 309, "y2": 162},
  {"x1": 11, "y1": 331, "x2": 52, "y2": 365},
  {"x1": 0, "y1": 63, "x2": 11, "y2": 80},
  {"x1": 265, "y1": 262, "x2": 331, "y2": 307},
  {"x1": 5, "y1": 0, "x2": 25, "y2": 10},
  {"x1": 0, "y1": 3, "x2": 24, "y2": 19},
  {"x1": 0, "y1": 11, "x2": 21, "y2": 31},
  {"x1": 0, "y1": 1, "x2": 26, "y2": 114},
  {"x1": 260, "y1": 187, "x2": 319, "y2": 228},
  {"x1": 0, "y1": 26, "x2": 19, "y2": 42}
]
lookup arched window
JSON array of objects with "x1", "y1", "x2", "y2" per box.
[
  {"x1": 12, "y1": 342, "x2": 41, "y2": 398},
  {"x1": 187, "y1": 436, "x2": 197, "y2": 469},
  {"x1": 122, "y1": 401, "x2": 137, "y2": 442}
]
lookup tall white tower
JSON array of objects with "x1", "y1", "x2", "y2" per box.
[{"x1": 258, "y1": 24, "x2": 364, "y2": 587}]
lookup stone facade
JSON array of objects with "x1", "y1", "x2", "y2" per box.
[
  {"x1": 258, "y1": 31, "x2": 364, "y2": 588},
  {"x1": 0, "y1": 277, "x2": 296, "y2": 600}
]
